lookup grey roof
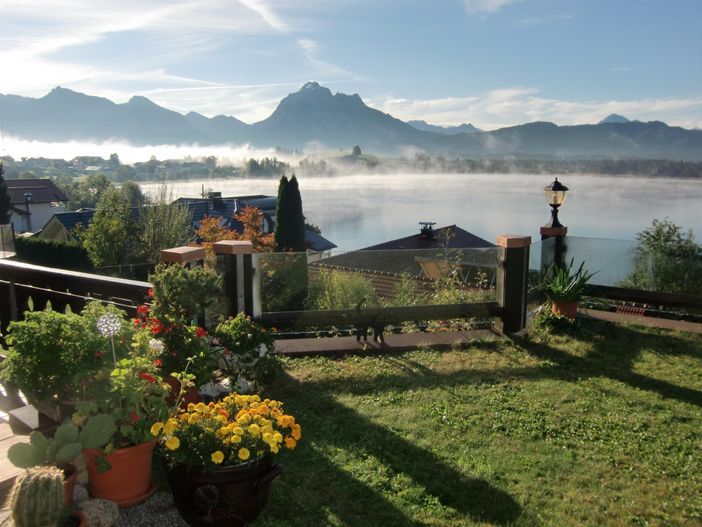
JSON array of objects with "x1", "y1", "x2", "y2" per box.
[
  {"x1": 7, "y1": 179, "x2": 68, "y2": 204},
  {"x1": 362, "y1": 225, "x2": 494, "y2": 251}
]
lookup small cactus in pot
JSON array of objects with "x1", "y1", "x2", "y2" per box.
[{"x1": 8, "y1": 465, "x2": 65, "y2": 527}]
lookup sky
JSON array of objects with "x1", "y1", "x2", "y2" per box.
[{"x1": 1, "y1": 0, "x2": 701, "y2": 130}]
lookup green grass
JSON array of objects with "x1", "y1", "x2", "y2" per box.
[{"x1": 255, "y1": 320, "x2": 702, "y2": 527}]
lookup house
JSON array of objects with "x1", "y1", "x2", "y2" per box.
[
  {"x1": 6, "y1": 179, "x2": 68, "y2": 234},
  {"x1": 315, "y1": 223, "x2": 496, "y2": 282},
  {"x1": 175, "y1": 192, "x2": 337, "y2": 255},
  {"x1": 37, "y1": 192, "x2": 337, "y2": 255}
]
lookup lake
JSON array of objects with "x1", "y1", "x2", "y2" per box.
[{"x1": 140, "y1": 173, "x2": 702, "y2": 253}]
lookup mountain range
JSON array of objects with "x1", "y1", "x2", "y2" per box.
[{"x1": 1, "y1": 82, "x2": 701, "y2": 160}]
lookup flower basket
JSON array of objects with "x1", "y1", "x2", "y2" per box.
[{"x1": 168, "y1": 455, "x2": 282, "y2": 527}]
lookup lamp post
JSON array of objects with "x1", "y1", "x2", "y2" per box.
[
  {"x1": 23, "y1": 192, "x2": 33, "y2": 233},
  {"x1": 540, "y1": 178, "x2": 568, "y2": 269}
]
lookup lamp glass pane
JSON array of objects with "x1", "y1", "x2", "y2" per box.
[{"x1": 545, "y1": 190, "x2": 566, "y2": 206}]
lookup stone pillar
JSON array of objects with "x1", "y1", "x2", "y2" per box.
[
  {"x1": 495, "y1": 234, "x2": 531, "y2": 334},
  {"x1": 160, "y1": 246, "x2": 206, "y2": 267}
]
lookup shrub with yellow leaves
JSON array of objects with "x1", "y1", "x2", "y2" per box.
[{"x1": 152, "y1": 394, "x2": 300, "y2": 470}]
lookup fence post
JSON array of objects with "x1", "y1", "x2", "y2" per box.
[
  {"x1": 495, "y1": 234, "x2": 531, "y2": 334},
  {"x1": 214, "y1": 241, "x2": 255, "y2": 317}
]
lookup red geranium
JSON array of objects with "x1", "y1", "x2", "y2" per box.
[
  {"x1": 139, "y1": 372, "x2": 156, "y2": 383},
  {"x1": 196, "y1": 326, "x2": 207, "y2": 338}
]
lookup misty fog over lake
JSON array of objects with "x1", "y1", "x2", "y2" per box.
[{"x1": 140, "y1": 174, "x2": 702, "y2": 253}]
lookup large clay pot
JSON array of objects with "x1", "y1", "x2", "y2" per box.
[
  {"x1": 83, "y1": 440, "x2": 156, "y2": 507},
  {"x1": 551, "y1": 300, "x2": 578, "y2": 319},
  {"x1": 168, "y1": 456, "x2": 283, "y2": 527}
]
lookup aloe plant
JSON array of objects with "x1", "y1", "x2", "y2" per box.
[{"x1": 540, "y1": 259, "x2": 597, "y2": 302}]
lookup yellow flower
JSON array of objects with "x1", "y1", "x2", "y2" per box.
[
  {"x1": 262, "y1": 432, "x2": 272, "y2": 444},
  {"x1": 179, "y1": 412, "x2": 191, "y2": 421},
  {"x1": 188, "y1": 413, "x2": 201, "y2": 424},
  {"x1": 72, "y1": 413, "x2": 86, "y2": 427},
  {"x1": 236, "y1": 413, "x2": 251, "y2": 426},
  {"x1": 150, "y1": 422, "x2": 164, "y2": 436},
  {"x1": 238, "y1": 448, "x2": 250, "y2": 461},
  {"x1": 163, "y1": 419, "x2": 178, "y2": 435},
  {"x1": 284, "y1": 437, "x2": 297, "y2": 450},
  {"x1": 211, "y1": 451, "x2": 225, "y2": 464},
  {"x1": 248, "y1": 424, "x2": 260, "y2": 437},
  {"x1": 292, "y1": 424, "x2": 302, "y2": 441},
  {"x1": 195, "y1": 402, "x2": 208, "y2": 413},
  {"x1": 165, "y1": 436, "x2": 181, "y2": 451},
  {"x1": 230, "y1": 435, "x2": 242, "y2": 444},
  {"x1": 273, "y1": 432, "x2": 283, "y2": 443},
  {"x1": 232, "y1": 426, "x2": 245, "y2": 436},
  {"x1": 187, "y1": 403, "x2": 196, "y2": 412}
]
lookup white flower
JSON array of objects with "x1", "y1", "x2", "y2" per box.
[
  {"x1": 96, "y1": 314, "x2": 121, "y2": 337},
  {"x1": 247, "y1": 333, "x2": 253, "y2": 340},
  {"x1": 148, "y1": 339, "x2": 164, "y2": 353}
]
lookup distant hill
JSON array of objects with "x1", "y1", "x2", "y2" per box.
[
  {"x1": 1, "y1": 84, "x2": 701, "y2": 160},
  {"x1": 598, "y1": 113, "x2": 630, "y2": 124},
  {"x1": 408, "y1": 120, "x2": 482, "y2": 135}
]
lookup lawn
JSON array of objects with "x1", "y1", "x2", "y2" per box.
[{"x1": 256, "y1": 319, "x2": 702, "y2": 527}]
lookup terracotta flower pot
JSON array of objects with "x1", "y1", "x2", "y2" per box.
[
  {"x1": 62, "y1": 463, "x2": 77, "y2": 506},
  {"x1": 83, "y1": 440, "x2": 156, "y2": 507},
  {"x1": 551, "y1": 300, "x2": 578, "y2": 319},
  {"x1": 168, "y1": 456, "x2": 283, "y2": 527}
]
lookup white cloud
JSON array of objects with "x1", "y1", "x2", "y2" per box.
[
  {"x1": 239, "y1": 0, "x2": 289, "y2": 31},
  {"x1": 463, "y1": 0, "x2": 520, "y2": 14},
  {"x1": 367, "y1": 88, "x2": 702, "y2": 130},
  {"x1": 297, "y1": 38, "x2": 354, "y2": 78}
]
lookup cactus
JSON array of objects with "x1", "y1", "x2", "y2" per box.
[
  {"x1": 8, "y1": 466, "x2": 65, "y2": 527},
  {"x1": 8, "y1": 422, "x2": 83, "y2": 469},
  {"x1": 79, "y1": 413, "x2": 116, "y2": 449}
]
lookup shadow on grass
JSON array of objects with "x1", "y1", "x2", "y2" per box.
[
  {"x1": 262, "y1": 372, "x2": 524, "y2": 527},
  {"x1": 296, "y1": 320, "x2": 702, "y2": 409}
]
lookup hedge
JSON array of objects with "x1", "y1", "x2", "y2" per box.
[{"x1": 14, "y1": 237, "x2": 93, "y2": 271}]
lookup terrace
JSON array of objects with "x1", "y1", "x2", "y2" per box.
[{"x1": 0, "y1": 225, "x2": 700, "y2": 525}]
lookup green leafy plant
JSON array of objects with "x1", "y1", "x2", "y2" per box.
[
  {"x1": 213, "y1": 313, "x2": 276, "y2": 391},
  {"x1": 539, "y1": 259, "x2": 597, "y2": 302},
  {"x1": 0, "y1": 304, "x2": 118, "y2": 407},
  {"x1": 8, "y1": 465, "x2": 65, "y2": 527}
]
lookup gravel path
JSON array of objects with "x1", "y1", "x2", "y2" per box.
[{"x1": 116, "y1": 492, "x2": 189, "y2": 527}]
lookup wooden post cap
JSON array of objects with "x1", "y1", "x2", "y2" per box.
[
  {"x1": 540, "y1": 226, "x2": 568, "y2": 237},
  {"x1": 213, "y1": 240, "x2": 254, "y2": 255},
  {"x1": 495, "y1": 235, "x2": 532, "y2": 248},
  {"x1": 160, "y1": 246, "x2": 206, "y2": 264}
]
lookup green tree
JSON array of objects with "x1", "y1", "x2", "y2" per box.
[
  {"x1": 622, "y1": 218, "x2": 702, "y2": 295},
  {"x1": 0, "y1": 163, "x2": 12, "y2": 224},
  {"x1": 136, "y1": 183, "x2": 192, "y2": 263},
  {"x1": 65, "y1": 173, "x2": 112, "y2": 210},
  {"x1": 274, "y1": 175, "x2": 306, "y2": 252},
  {"x1": 120, "y1": 181, "x2": 148, "y2": 208},
  {"x1": 82, "y1": 187, "x2": 135, "y2": 267},
  {"x1": 352, "y1": 145, "x2": 362, "y2": 156}
]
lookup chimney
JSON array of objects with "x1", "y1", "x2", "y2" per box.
[
  {"x1": 419, "y1": 221, "x2": 436, "y2": 240},
  {"x1": 208, "y1": 191, "x2": 224, "y2": 210}
]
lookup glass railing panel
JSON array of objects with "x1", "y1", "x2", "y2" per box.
[
  {"x1": 0, "y1": 224, "x2": 16, "y2": 258},
  {"x1": 256, "y1": 247, "x2": 500, "y2": 314}
]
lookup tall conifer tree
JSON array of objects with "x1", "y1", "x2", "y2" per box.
[
  {"x1": 287, "y1": 175, "x2": 306, "y2": 251},
  {"x1": 274, "y1": 175, "x2": 290, "y2": 251},
  {"x1": 0, "y1": 164, "x2": 12, "y2": 225}
]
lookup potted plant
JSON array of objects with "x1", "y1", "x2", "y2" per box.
[
  {"x1": 152, "y1": 393, "x2": 300, "y2": 526},
  {"x1": 134, "y1": 264, "x2": 222, "y2": 393},
  {"x1": 7, "y1": 418, "x2": 113, "y2": 505},
  {"x1": 211, "y1": 313, "x2": 276, "y2": 394},
  {"x1": 0, "y1": 303, "x2": 123, "y2": 422},
  {"x1": 8, "y1": 465, "x2": 86, "y2": 527},
  {"x1": 539, "y1": 259, "x2": 597, "y2": 319},
  {"x1": 73, "y1": 324, "x2": 170, "y2": 507}
]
